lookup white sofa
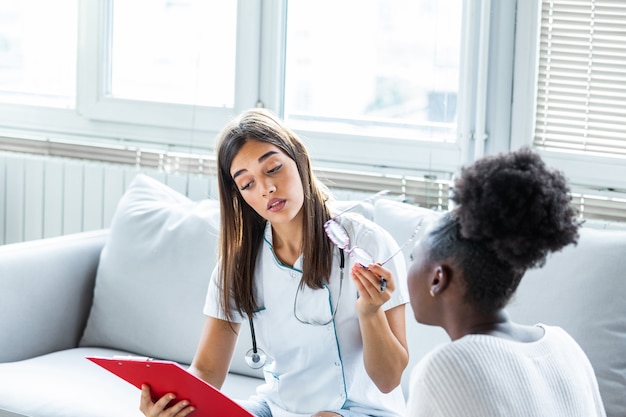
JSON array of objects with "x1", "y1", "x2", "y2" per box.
[{"x1": 1, "y1": 174, "x2": 625, "y2": 417}]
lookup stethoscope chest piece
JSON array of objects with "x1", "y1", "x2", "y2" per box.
[
  {"x1": 246, "y1": 316, "x2": 267, "y2": 369},
  {"x1": 244, "y1": 346, "x2": 267, "y2": 369}
]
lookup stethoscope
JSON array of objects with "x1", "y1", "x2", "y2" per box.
[
  {"x1": 245, "y1": 315, "x2": 267, "y2": 369},
  {"x1": 244, "y1": 249, "x2": 345, "y2": 369}
]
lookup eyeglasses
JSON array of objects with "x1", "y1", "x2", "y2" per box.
[
  {"x1": 293, "y1": 190, "x2": 389, "y2": 326},
  {"x1": 324, "y1": 191, "x2": 423, "y2": 268}
]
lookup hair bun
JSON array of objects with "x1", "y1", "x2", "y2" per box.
[{"x1": 452, "y1": 147, "x2": 580, "y2": 270}]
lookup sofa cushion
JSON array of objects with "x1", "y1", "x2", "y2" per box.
[
  {"x1": 0, "y1": 347, "x2": 145, "y2": 417},
  {"x1": 79, "y1": 174, "x2": 220, "y2": 364},
  {"x1": 0, "y1": 346, "x2": 262, "y2": 417},
  {"x1": 507, "y1": 226, "x2": 626, "y2": 417}
]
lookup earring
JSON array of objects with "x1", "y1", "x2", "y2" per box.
[{"x1": 429, "y1": 289, "x2": 435, "y2": 297}]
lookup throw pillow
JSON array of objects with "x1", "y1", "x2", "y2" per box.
[
  {"x1": 507, "y1": 226, "x2": 626, "y2": 417},
  {"x1": 79, "y1": 174, "x2": 220, "y2": 365}
]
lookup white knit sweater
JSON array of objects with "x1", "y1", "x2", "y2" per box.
[{"x1": 407, "y1": 325, "x2": 606, "y2": 417}]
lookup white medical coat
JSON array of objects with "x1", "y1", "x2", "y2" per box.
[{"x1": 204, "y1": 214, "x2": 409, "y2": 417}]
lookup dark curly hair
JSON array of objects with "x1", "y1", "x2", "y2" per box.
[{"x1": 425, "y1": 147, "x2": 581, "y2": 313}]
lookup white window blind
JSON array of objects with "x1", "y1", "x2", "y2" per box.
[
  {"x1": 571, "y1": 192, "x2": 626, "y2": 223},
  {"x1": 535, "y1": 0, "x2": 626, "y2": 156}
]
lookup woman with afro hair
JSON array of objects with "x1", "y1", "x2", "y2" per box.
[{"x1": 404, "y1": 148, "x2": 606, "y2": 416}]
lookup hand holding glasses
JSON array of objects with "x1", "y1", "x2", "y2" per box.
[
  {"x1": 294, "y1": 191, "x2": 391, "y2": 326},
  {"x1": 324, "y1": 191, "x2": 423, "y2": 292}
]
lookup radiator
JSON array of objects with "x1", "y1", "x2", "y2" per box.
[{"x1": 0, "y1": 152, "x2": 219, "y2": 245}]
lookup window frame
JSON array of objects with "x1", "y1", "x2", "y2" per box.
[
  {"x1": 76, "y1": 0, "x2": 260, "y2": 132},
  {"x1": 0, "y1": 0, "x2": 511, "y2": 183},
  {"x1": 279, "y1": 0, "x2": 505, "y2": 179}
]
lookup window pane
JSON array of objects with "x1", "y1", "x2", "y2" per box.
[
  {"x1": 0, "y1": 1, "x2": 77, "y2": 108},
  {"x1": 284, "y1": 0, "x2": 462, "y2": 141},
  {"x1": 110, "y1": 0, "x2": 237, "y2": 107}
]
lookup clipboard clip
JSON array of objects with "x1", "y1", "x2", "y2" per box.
[{"x1": 113, "y1": 355, "x2": 153, "y2": 361}]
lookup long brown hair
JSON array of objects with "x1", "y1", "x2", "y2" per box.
[{"x1": 216, "y1": 108, "x2": 334, "y2": 321}]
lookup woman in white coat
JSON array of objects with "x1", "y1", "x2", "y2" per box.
[{"x1": 139, "y1": 108, "x2": 410, "y2": 417}]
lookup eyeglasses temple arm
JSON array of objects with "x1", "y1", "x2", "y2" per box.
[
  {"x1": 378, "y1": 242, "x2": 409, "y2": 267},
  {"x1": 330, "y1": 190, "x2": 390, "y2": 220},
  {"x1": 379, "y1": 220, "x2": 423, "y2": 266}
]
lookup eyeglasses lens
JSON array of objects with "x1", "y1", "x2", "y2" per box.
[
  {"x1": 324, "y1": 220, "x2": 350, "y2": 248},
  {"x1": 351, "y1": 247, "x2": 374, "y2": 267},
  {"x1": 325, "y1": 220, "x2": 374, "y2": 266}
]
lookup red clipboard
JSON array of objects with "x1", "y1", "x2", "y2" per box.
[{"x1": 87, "y1": 356, "x2": 254, "y2": 417}]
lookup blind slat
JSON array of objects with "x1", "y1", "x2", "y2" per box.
[
  {"x1": 532, "y1": 130, "x2": 626, "y2": 145},
  {"x1": 532, "y1": 136, "x2": 626, "y2": 151},
  {"x1": 536, "y1": 111, "x2": 626, "y2": 126},
  {"x1": 538, "y1": 68, "x2": 626, "y2": 83}
]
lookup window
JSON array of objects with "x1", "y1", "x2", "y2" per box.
[
  {"x1": 77, "y1": 0, "x2": 257, "y2": 131},
  {"x1": 0, "y1": 0, "x2": 77, "y2": 108},
  {"x1": 0, "y1": 0, "x2": 475, "y2": 189},
  {"x1": 110, "y1": 0, "x2": 237, "y2": 107},
  {"x1": 284, "y1": 0, "x2": 463, "y2": 142},
  {"x1": 281, "y1": 0, "x2": 472, "y2": 182}
]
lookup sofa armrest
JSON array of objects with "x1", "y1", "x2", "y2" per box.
[{"x1": 0, "y1": 230, "x2": 108, "y2": 362}]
